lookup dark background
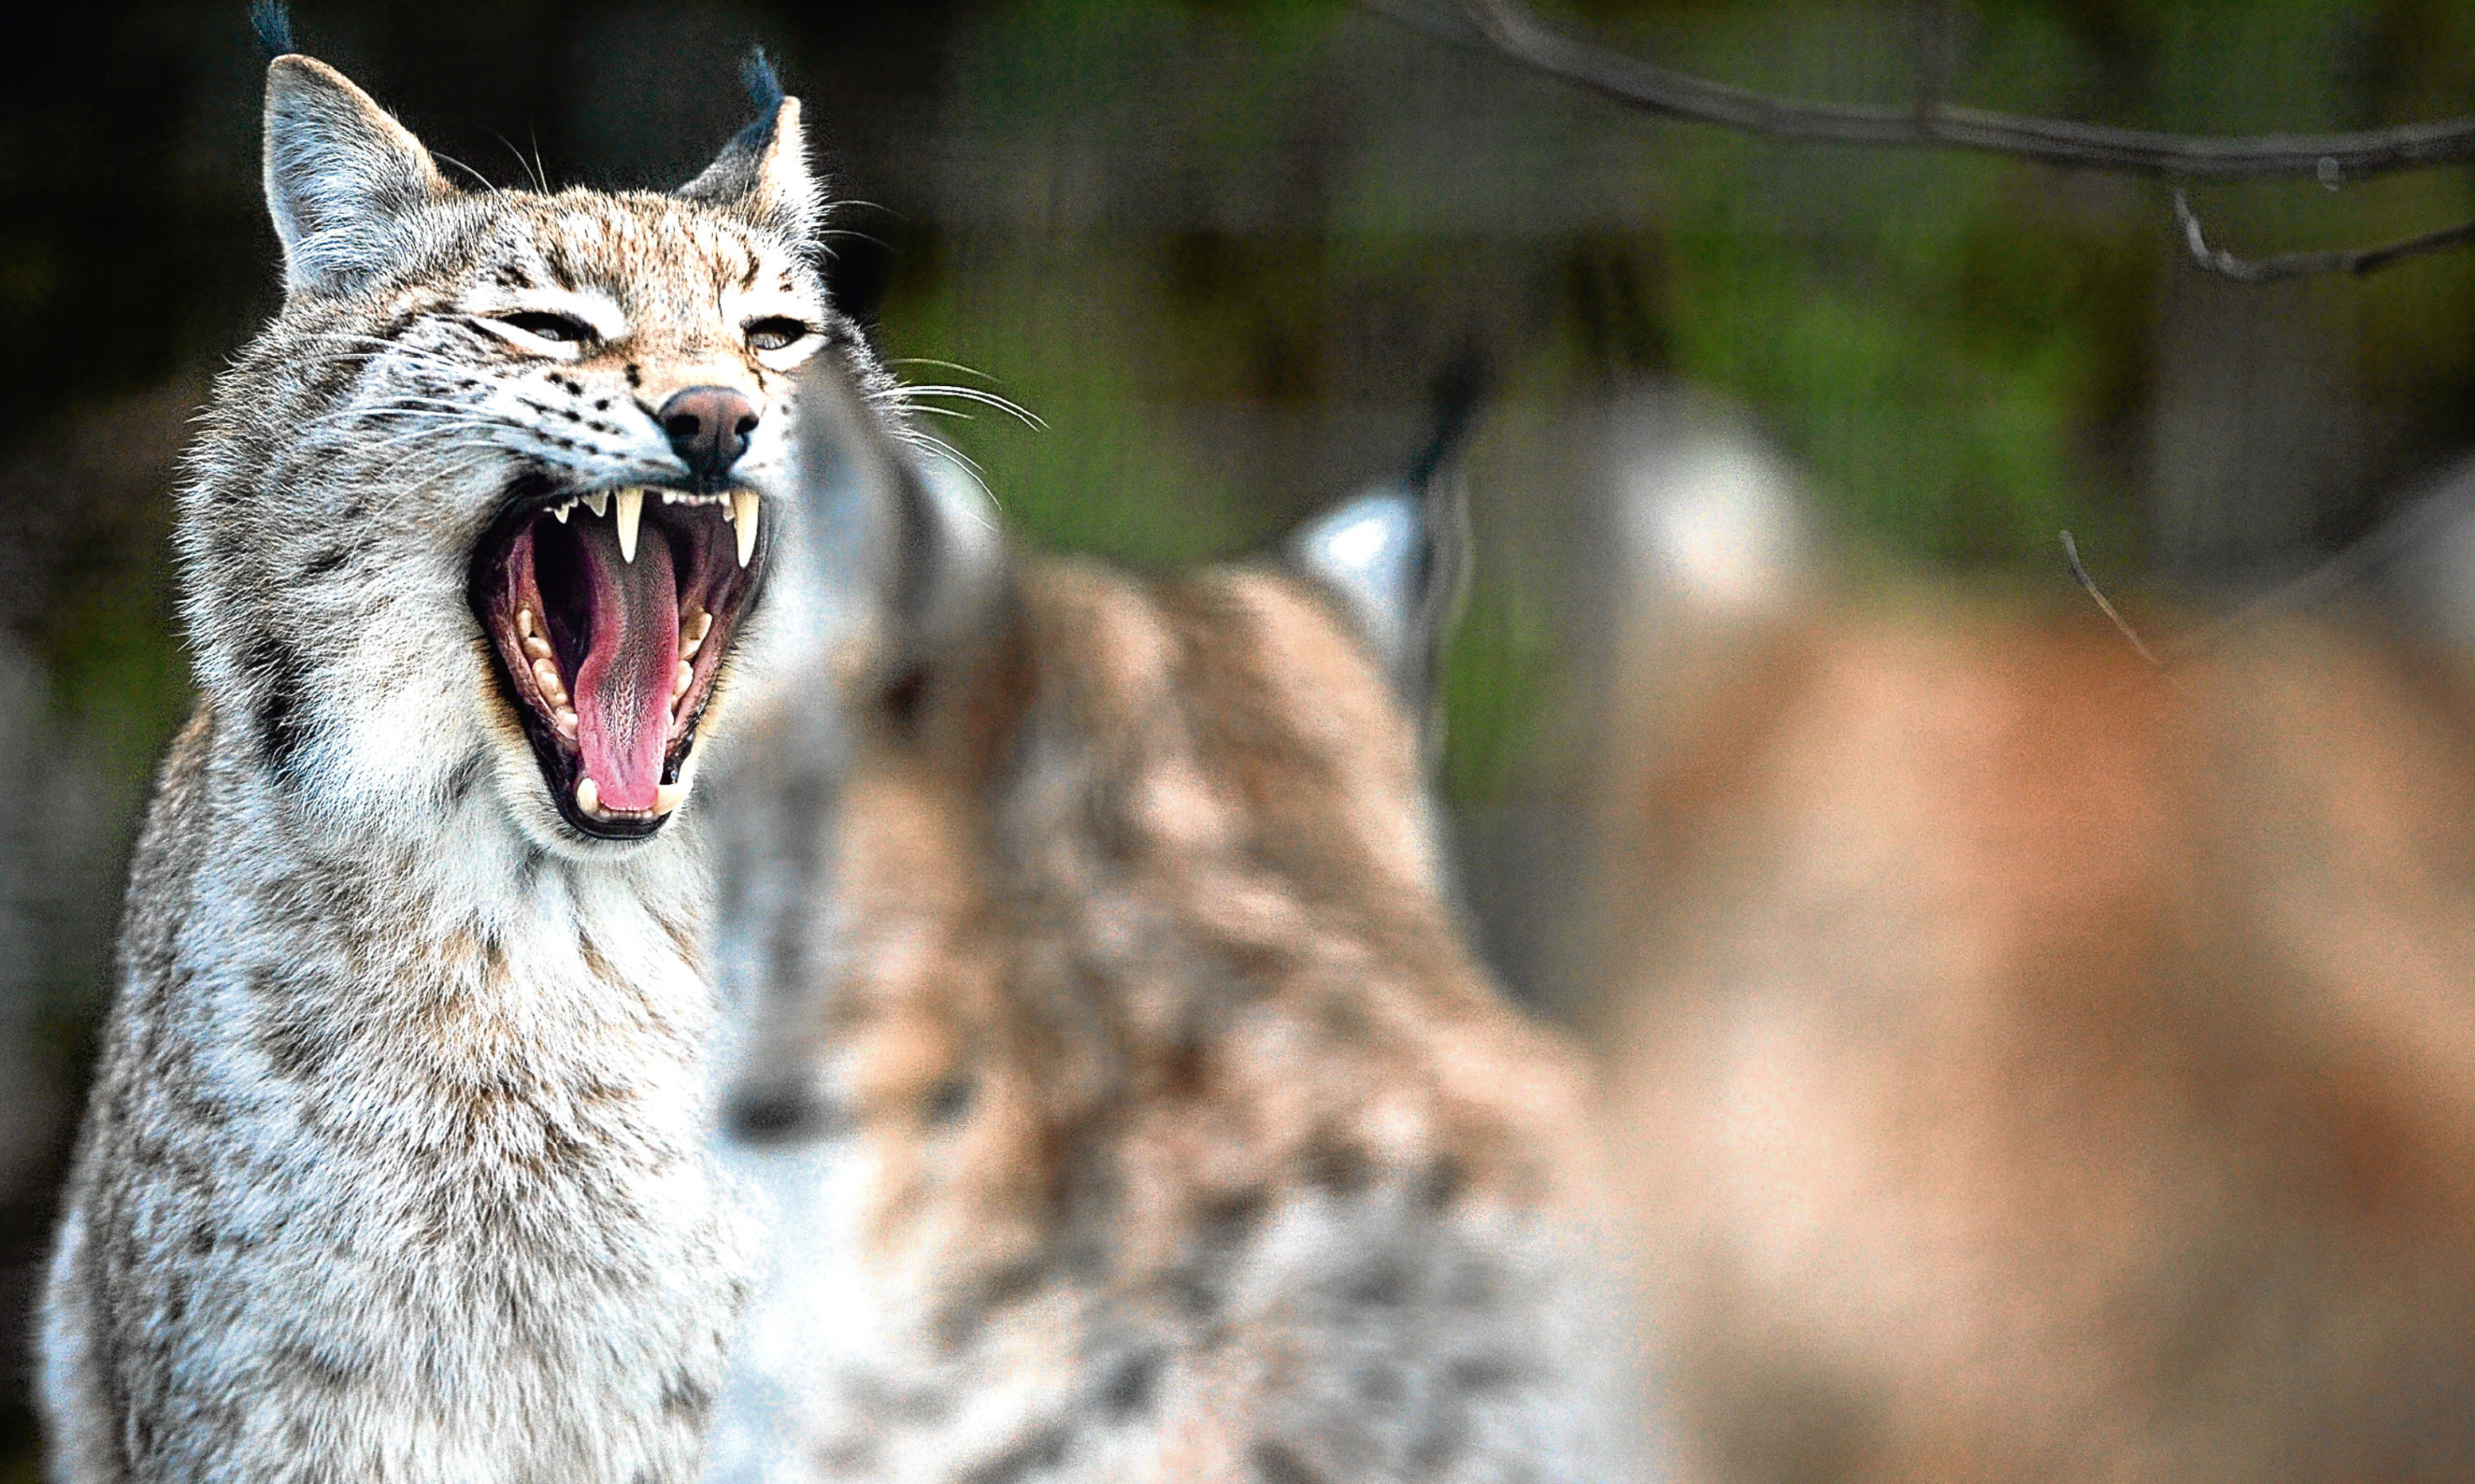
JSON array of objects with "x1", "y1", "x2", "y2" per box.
[{"x1": 7, "y1": 2, "x2": 2475, "y2": 1475}]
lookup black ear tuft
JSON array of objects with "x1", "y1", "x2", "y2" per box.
[
  {"x1": 250, "y1": 0, "x2": 295, "y2": 59},
  {"x1": 678, "y1": 47, "x2": 822, "y2": 247},
  {"x1": 1407, "y1": 347, "x2": 1484, "y2": 489},
  {"x1": 742, "y1": 47, "x2": 786, "y2": 118}
]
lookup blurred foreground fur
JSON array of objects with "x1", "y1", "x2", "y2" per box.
[
  {"x1": 700, "y1": 365, "x2": 1654, "y2": 1483},
  {"x1": 1586, "y1": 421, "x2": 2475, "y2": 1482}
]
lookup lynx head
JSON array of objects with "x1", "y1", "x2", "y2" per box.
[
  {"x1": 717, "y1": 360, "x2": 1474, "y2": 1138},
  {"x1": 181, "y1": 42, "x2": 863, "y2": 856}
]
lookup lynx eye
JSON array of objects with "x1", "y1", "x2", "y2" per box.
[
  {"x1": 744, "y1": 317, "x2": 809, "y2": 353},
  {"x1": 496, "y1": 311, "x2": 596, "y2": 345}
]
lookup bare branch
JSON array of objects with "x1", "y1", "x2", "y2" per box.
[
  {"x1": 2172, "y1": 191, "x2": 2475, "y2": 282},
  {"x1": 1362, "y1": 0, "x2": 2475, "y2": 181},
  {"x1": 2059, "y1": 532, "x2": 2174, "y2": 679}
]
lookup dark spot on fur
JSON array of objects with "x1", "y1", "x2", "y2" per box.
[
  {"x1": 882, "y1": 667, "x2": 928, "y2": 734},
  {"x1": 301, "y1": 544, "x2": 351, "y2": 579},
  {"x1": 248, "y1": 632, "x2": 313, "y2": 777},
  {"x1": 271, "y1": 1340, "x2": 367, "y2": 1392},
  {"x1": 578, "y1": 930, "x2": 620, "y2": 987},
  {"x1": 1201, "y1": 1186, "x2": 1269, "y2": 1248},
  {"x1": 594, "y1": 398, "x2": 610, "y2": 411},
  {"x1": 935, "y1": 1256, "x2": 1049, "y2": 1354},
  {"x1": 1161, "y1": 1040, "x2": 1207, "y2": 1098},
  {"x1": 926, "y1": 1076, "x2": 974, "y2": 1125},
  {"x1": 660, "y1": 1368, "x2": 714, "y2": 1420},
  {"x1": 625, "y1": 363, "x2": 644, "y2": 388},
  {"x1": 1448, "y1": 1354, "x2": 1525, "y2": 1390},
  {"x1": 1359, "y1": 1360, "x2": 1407, "y2": 1406},
  {"x1": 441, "y1": 750, "x2": 484, "y2": 809},
  {"x1": 494, "y1": 263, "x2": 534, "y2": 289},
  {"x1": 1255, "y1": 1442, "x2": 1326, "y2": 1484},
  {"x1": 959, "y1": 1425, "x2": 1069, "y2": 1484},
  {"x1": 1421, "y1": 1153, "x2": 1469, "y2": 1212},
  {"x1": 982, "y1": 1258, "x2": 1045, "y2": 1308},
  {"x1": 1302, "y1": 1130, "x2": 1375, "y2": 1198},
  {"x1": 813, "y1": 1432, "x2": 882, "y2": 1474},
  {"x1": 1101, "y1": 1349, "x2": 1162, "y2": 1417},
  {"x1": 1346, "y1": 1254, "x2": 1412, "y2": 1307}
]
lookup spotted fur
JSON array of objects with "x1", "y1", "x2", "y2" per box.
[
  {"x1": 699, "y1": 370, "x2": 1654, "y2": 1484},
  {"x1": 1588, "y1": 596, "x2": 2475, "y2": 1484},
  {"x1": 42, "y1": 47, "x2": 871, "y2": 1482}
]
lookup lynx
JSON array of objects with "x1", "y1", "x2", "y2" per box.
[
  {"x1": 41, "y1": 33, "x2": 865, "y2": 1483},
  {"x1": 694, "y1": 367, "x2": 1656, "y2": 1483},
  {"x1": 1582, "y1": 477, "x2": 2475, "y2": 1482}
]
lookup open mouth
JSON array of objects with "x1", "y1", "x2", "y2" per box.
[{"x1": 469, "y1": 481, "x2": 767, "y2": 839}]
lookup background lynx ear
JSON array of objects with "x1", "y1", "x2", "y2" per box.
[
  {"x1": 794, "y1": 360, "x2": 1010, "y2": 676},
  {"x1": 1287, "y1": 365, "x2": 1478, "y2": 728},
  {"x1": 262, "y1": 55, "x2": 450, "y2": 294},
  {"x1": 679, "y1": 51, "x2": 823, "y2": 247}
]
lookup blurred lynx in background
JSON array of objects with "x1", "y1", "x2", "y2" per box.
[
  {"x1": 696, "y1": 365, "x2": 1657, "y2": 1484},
  {"x1": 1585, "y1": 429, "x2": 2475, "y2": 1483}
]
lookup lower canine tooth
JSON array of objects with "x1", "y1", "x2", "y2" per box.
[
  {"x1": 577, "y1": 775, "x2": 601, "y2": 815},
  {"x1": 654, "y1": 781, "x2": 687, "y2": 816}
]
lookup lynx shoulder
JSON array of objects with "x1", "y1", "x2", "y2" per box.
[
  {"x1": 42, "y1": 39, "x2": 865, "y2": 1484},
  {"x1": 1586, "y1": 552, "x2": 2475, "y2": 1482},
  {"x1": 700, "y1": 370, "x2": 1654, "y2": 1483}
]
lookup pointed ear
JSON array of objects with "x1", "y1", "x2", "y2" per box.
[
  {"x1": 794, "y1": 359, "x2": 1011, "y2": 681},
  {"x1": 1287, "y1": 373, "x2": 1479, "y2": 729},
  {"x1": 680, "y1": 53, "x2": 823, "y2": 247},
  {"x1": 1289, "y1": 474, "x2": 1469, "y2": 723},
  {"x1": 263, "y1": 56, "x2": 450, "y2": 295}
]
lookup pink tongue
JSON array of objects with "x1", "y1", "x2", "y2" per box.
[{"x1": 571, "y1": 516, "x2": 678, "y2": 813}]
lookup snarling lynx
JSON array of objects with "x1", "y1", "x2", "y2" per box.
[
  {"x1": 695, "y1": 368, "x2": 1654, "y2": 1483},
  {"x1": 42, "y1": 36, "x2": 865, "y2": 1483}
]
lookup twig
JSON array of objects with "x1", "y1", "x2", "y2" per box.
[
  {"x1": 1378, "y1": 0, "x2": 2475, "y2": 179},
  {"x1": 2059, "y1": 531, "x2": 2172, "y2": 676},
  {"x1": 2172, "y1": 191, "x2": 2475, "y2": 282}
]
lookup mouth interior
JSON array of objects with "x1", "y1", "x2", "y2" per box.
[{"x1": 474, "y1": 489, "x2": 761, "y2": 836}]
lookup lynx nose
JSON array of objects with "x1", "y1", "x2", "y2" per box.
[{"x1": 659, "y1": 385, "x2": 759, "y2": 489}]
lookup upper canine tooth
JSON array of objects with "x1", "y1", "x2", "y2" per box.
[
  {"x1": 582, "y1": 491, "x2": 608, "y2": 520},
  {"x1": 615, "y1": 488, "x2": 644, "y2": 563},
  {"x1": 731, "y1": 491, "x2": 760, "y2": 568}
]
